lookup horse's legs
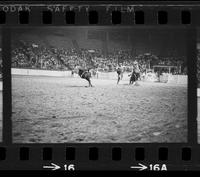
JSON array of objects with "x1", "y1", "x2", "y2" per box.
[
  {"x1": 131, "y1": 75, "x2": 136, "y2": 85},
  {"x1": 130, "y1": 79, "x2": 133, "y2": 84},
  {"x1": 87, "y1": 78, "x2": 93, "y2": 87},
  {"x1": 89, "y1": 79, "x2": 93, "y2": 87},
  {"x1": 129, "y1": 78, "x2": 132, "y2": 85},
  {"x1": 117, "y1": 75, "x2": 120, "y2": 84},
  {"x1": 135, "y1": 73, "x2": 139, "y2": 85}
]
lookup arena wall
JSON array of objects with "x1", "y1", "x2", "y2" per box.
[
  {"x1": 11, "y1": 68, "x2": 187, "y2": 84},
  {"x1": 11, "y1": 68, "x2": 130, "y2": 80},
  {"x1": 167, "y1": 74, "x2": 188, "y2": 85},
  {"x1": 198, "y1": 88, "x2": 200, "y2": 97},
  {"x1": 12, "y1": 68, "x2": 70, "y2": 77},
  {"x1": 0, "y1": 81, "x2": 2, "y2": 91}
]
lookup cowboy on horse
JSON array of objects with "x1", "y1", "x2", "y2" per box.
[
  {"x1": 74, "y1": 66, "x2": 93, "y2": 87},
  {"x1": 129, "y1": 61, "x2": 140, "y2": 85}
]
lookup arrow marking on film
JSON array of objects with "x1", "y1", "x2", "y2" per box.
[
  {"x1": 130, "y1": 163, "x2": 148, "y2": 171},
  {"x1": 43, "y1": 163, "x2": 61, "y2": 171}
]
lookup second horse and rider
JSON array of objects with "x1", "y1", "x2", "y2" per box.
[
  {"x1": 72, "y1": 61, "x2": 141, "y2": 87},
  {"x1": 117, "y1": 61, "x2": 140, "y2": 85}
]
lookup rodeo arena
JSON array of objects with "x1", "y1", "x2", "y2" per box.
[
  {"x1": 0, "y1": 48, "x2": 2, "y2": 142},
  {"x1": 197, "y1": 41, "x2": 200, "y2": 143},
  {"x1": 11, "y1": 27, "x2": 188, "y2": 143}
]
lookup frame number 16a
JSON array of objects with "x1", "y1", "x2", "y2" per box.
[{"x1": 130, "y1": 163, "x2": 167, "y2": 171}]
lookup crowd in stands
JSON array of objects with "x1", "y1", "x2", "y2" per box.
[{"x1": 11, "y1": 41, "x2": 186, "y2": 75}]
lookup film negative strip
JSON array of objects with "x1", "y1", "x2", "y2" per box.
[{"x1": 0, "y1": 1, "x2": 200, "y2": 172}]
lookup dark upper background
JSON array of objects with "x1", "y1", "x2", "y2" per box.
[{"x1": 12, "y1": 27, "x2": 187, "y2": 59}]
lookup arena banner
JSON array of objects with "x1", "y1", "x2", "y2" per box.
[{"x1": 0, "y1": 0, "x2": 199, "y2": 173}]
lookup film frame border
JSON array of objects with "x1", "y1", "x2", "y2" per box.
[{"x1": 0, "y1": 1, "x2": 199, "y2": 171}]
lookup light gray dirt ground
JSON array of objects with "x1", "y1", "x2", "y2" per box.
[
  {"x1": 0, "y1": 90, "x2": 2, "y2": 142},
  {"x1": 12, "y1": 75, "x2": 187, "y2": 143},
  {"x1": 198, "y1": 98, "x2": 200, "y2": 143}
]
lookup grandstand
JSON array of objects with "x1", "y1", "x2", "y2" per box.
[{"x1": 11, "y1": 27, "x2": 187, "y2": 84}]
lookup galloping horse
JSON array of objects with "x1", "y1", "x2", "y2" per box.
[
  {"x1": 129, "y1": 71, "x2": 137, "y2": 84},
  {"x1": 73, "y1": 66, "x2": 93, "y2": 87},
  {"x1": 129, "y1": 61, "x2": 140, "y2": 85}
]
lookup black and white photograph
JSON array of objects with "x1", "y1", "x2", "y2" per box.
[
  {"x1": 197, "y1": 29, "x2": 200, "y2": 143},
  {"x1": 11, "y1": 27, "x2": 188, "y2": 143},
  {"x1": 0, "y1": 32, "x2": 2, "y2": 142}
]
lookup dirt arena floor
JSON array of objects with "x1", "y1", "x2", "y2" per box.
[
  {"x1": 198, "y1": 98, "x2": 200, "y2": 143},
  {"x1": 0, "y1": 90, "x2": 2, "y2": 142},
  {"x1": 12, "y1": 75, "x2": 187, "y2": 143}
]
